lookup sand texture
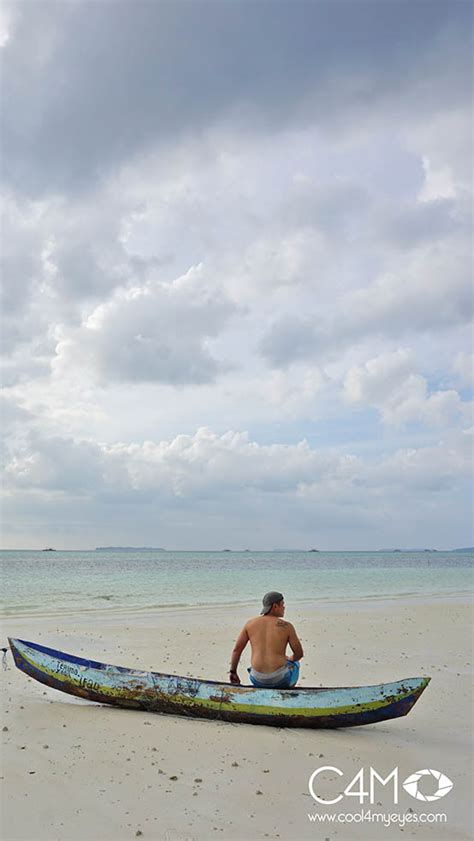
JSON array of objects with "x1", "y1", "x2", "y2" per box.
[{"x1": 1, "y1": 599, "x2": 472, "y2": 840}]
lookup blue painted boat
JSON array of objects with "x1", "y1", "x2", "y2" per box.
[{"x1": 8, "y1": 637, "x2": 430, "y2": 728}]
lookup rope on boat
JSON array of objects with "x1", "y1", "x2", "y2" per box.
[{"x1": 1, "y1": 647, "x2": 10, "y2": 670}]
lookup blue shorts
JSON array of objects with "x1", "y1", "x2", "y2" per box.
[{"x1": 248, "y1": 660, "x2": 300, "y2": 689}]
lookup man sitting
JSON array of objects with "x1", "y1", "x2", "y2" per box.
[{"x1": 228, "y1": 591, "x2": 303, "y2": 688}]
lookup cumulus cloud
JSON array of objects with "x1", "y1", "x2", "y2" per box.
[
  {"x1": 0, "y1": 188, "x2": 147, "y2": 361},
  {"x1": 407, "y1": 108, "x2": 473, "y2": 200},
  {"x1": 2, "y1": 103, "x2": 471, "y2": 381},
  {"x1": 343, "y1": 349, "x2": 465, "y2": 427},
  {"x1": 452, "y1": 352, "x2": 474, "y2": 389},
  {"x1": 370, "y1": 429, "x2": 473, "y2": 492},
  {"x1": 52, "y1": 264, "x2": 237, "y2": 385},
  {"x1": 2, "y1": 424, "x2": 471, "y2": 548},
  {"x1": 4, "y1": 424, "x2": 470, "y2": 502},
  {"x1": 344, "y1": 246, "x2": 471, "y2": 334},
  {"x1": 0, "y1": 426, "x2": 339, "y2": 498},
  {"x1": 4, "y1": 433, "x2": 105, "y2": 492},
  {"x1": 260, "y1": 240, "x2": 471, "y2": 368}
]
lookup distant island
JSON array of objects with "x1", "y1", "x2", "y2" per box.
[
  {"x1": 95, "y1": 546, "x2": 164, "y2": 551},
  {"x1": 378, "y1": 547, "x2": 473, "y2": 553},
  {"x1": 378, "y1": 548, "x2": 437, "y2": 552}
]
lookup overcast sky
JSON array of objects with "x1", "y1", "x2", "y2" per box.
[{"x1": 1, "y1": 0, "x2": 472, "y2": 550}]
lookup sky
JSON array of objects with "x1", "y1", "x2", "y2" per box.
[{"x1": 1, "y1": 0, "x2": 472, "y2": 550}]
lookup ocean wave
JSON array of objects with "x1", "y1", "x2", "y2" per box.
[{"x1": 1, "y1": 588, "x2": 472, "y2": 620}]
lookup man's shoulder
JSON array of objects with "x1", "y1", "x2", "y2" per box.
[
  {"x1": 245, "y1": 615, "x2": 271, "y2": 630},
  {"x1": 275, "y1": 618, "x2": 293, "y2": 630},
  {"x1": 246, "y1": 616, "x2": 294, "y2": 629},
  {"x1": 247, "y1": 615, "x2": 294, "y2": 629},
  {"x1": 246, "y1": 615, "x2": 262, "y2": 628}
]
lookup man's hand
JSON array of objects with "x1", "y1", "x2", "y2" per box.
[{"x1": 229, "y1": 671, "x2": 241, "y2": 685}]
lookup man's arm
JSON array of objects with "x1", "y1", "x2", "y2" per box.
[
  {"x1": 229, "y1": 624, "x2": 249, "y2": 684},
  {"x1": 287, "y1": 622, "x2": 304, "y2": 662}
]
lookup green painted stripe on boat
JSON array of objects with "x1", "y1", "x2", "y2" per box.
[
  {"x1": 22, "y1": 649, "x2": 415, "y2": 717},
  {"x1": 164, "y1": 691, "x2": 408, "y2": 717}
]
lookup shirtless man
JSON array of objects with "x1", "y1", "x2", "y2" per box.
[{"x1": 228, "y1": 591, "x2": 304, "y2": 688}]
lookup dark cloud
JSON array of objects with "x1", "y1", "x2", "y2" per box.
[
  {"x1": 281, "y1": 181, "x2": 371, "y2": 238},
  {"x1": 376, "y1": 199, "x2": 458, "y2": 250},
  {"x1": 2, "y1": 0, "x2": 471, "y2": 196},
  {"x1": 260, "y1": 317, "x2": 328, "y2": 367}
]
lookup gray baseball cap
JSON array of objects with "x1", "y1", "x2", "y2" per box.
[{"x1": 260, "y1": 591, "x2": 284, "y2": 615}]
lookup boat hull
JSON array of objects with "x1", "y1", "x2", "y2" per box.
[{"x1": 8, "y1": 637, "x2": 430, "y2": 728}]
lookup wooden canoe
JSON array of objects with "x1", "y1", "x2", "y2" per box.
[{"x1": 8, "y1": 637, "x2": 430, "y2": 729}]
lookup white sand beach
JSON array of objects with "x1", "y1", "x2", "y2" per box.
[{"x1": 1, "y1": 598, "x2": 472, "y2": 841}]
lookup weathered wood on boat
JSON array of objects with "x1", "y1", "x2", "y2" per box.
[{"x1": 8, "y1": 637, "x2": 430, "y2": 728}]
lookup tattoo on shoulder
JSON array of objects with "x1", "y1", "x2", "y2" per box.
[{"x1": 276, "y1": 619, "x2": 289, "y2": 627}]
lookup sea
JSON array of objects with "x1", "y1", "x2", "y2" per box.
[{"x1": 1, "y1": 550, "x2": 473, "y2": 619}]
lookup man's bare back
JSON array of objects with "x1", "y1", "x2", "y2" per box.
[
  {"x1": 228, "y1": 592, "x2": 304, "y2": 685},
  {"x1": 245, "y1": 615, "x2": 302, "y2": 671}
]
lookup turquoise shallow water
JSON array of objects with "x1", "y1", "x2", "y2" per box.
[{"x1": 1, "y1": 550, "x2": 472, "y2": 618}]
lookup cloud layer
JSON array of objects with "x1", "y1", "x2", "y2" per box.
[{"x1": 1, "y1": 0, "x2": 472, "y2": 548}]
